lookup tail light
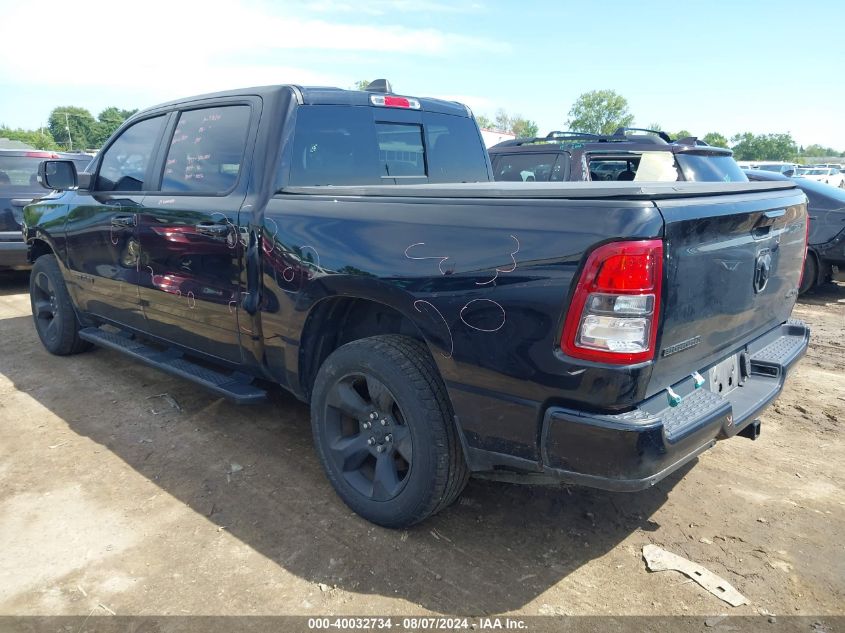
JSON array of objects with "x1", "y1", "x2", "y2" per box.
[
  {"x1": 561, "y1": 239, "x2": 663, "y2": 364},
  {"x1": 25, "y1": 151, "x2": 60, "y2": 158},
  {"x1": 798, "y1": 213, "x2": 810, "y2": 288}
]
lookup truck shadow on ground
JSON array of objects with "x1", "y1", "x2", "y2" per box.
[
  {"x1": 0, "y1": 270, "x2": 29, "y2": 295},
  {"x1": 4, "y1": 312, "x2": 692, "y2": 615}
]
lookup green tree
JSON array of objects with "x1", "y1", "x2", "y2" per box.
[
  {"x1": 475, "y1": 114, "x2": 494, "y2": 129},
  {"x1": 800, "y1": 143, "x2": 843, "y2": 158},
  {"x1": 566, "y1": 89, "x2": 634, "y2": 135},
  {"x1": 703, "y1": 132, "x2": 729, "y2": 148},
  {"x1": 90, "y1": 107, "x2": 137, "y2": 147},
  {"x1": 48, "y1": 106, "x2": 97, "y2": 151},
  {"x1": 671, "y1": 129, "x2": 692, "y2": 140},
  {"x1": 510, "y1": 117, "x2": 538, "y2": 139},
  {"x1": 0, "y1": 125, "x2": 58, "y2": 150},
  {"x1": 352, "y1": 79, "x2": 371, "y2": 91},
  {"x1": 486, "y1": 109, "x2": 538, "y2": 138},
  {"x1": 730, "y1": 132, "x2": 798, "y2": 161}
]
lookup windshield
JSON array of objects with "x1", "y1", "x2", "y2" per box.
[
  {"x1": 797, "y1": 168, "x2": 826, "y2": 176},
  {"x1": 288, "y1": 106, "x2": 488, "y2": 186},
  {"x1": 676, "y1": 154, "x2": 748, "y2": 182}
]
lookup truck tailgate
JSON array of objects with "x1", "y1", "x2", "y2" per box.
[{"x1": 649, "y1": 186, "x2": 808, "y2": 393}]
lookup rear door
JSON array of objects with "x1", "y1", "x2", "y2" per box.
[
  {"x1": 137, "y1": 100, "x2": 257, "y2": 363},
  {"x1": 0, "y1": 151, "x2": 49, "y2": 250},
  {"x1": 64, "y1": 115, "x2": 167, "y2": 330},
  {"x1": 650, "y1": 186, "x2": 808, "y2": 392}
]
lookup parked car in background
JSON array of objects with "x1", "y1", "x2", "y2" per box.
[
  {"x1": 755, "y1": 162, "x2": 799, "y2": 176},
  {"x1": 747, "y1": 169, "x2": 845, "y2": 293},
  {"x1": 488, "y1": 128, "x2": 748, "y2": 183},
  {"x1": 816, "y1": 163, "x2": 844, "y2": 173},
  {"x1": 1, "y1": 149, "x2": 93, "y2": 270},
  {"x1": 794, "y1": 166, "x2": 845, "y2": 188}
]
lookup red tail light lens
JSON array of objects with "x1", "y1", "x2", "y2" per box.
[
  {"x1": 561, "y1": 239, "x2": 663, "y2": 364},
  {"x1": 25, "y1": 151, "x2": 60, "y2": 158}
]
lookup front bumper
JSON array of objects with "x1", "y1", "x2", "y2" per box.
[
  {"x1": 540, "y1": 319, "x2": 809, "y2": 491},
  {"x1": 0, "y1": 233, "x2": 28, "y2": 269}
]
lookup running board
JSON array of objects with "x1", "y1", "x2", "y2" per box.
[{"x1": 78, "y1": 327, "x2": 267, "y2": 405}]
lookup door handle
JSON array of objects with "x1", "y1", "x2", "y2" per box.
[
  {"x1": 195, "y1": 222, "x2": 230, "y2": 238},
  {"x1": 111, "y1": 215, "x2": 136, "y2": 227}
]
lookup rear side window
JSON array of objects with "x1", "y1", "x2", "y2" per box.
[
  {"x1": 424, "y1": 112, "x2": 489, "y2": 183},
  {"x1": 161, "y1": 105, "x2": 251, "y2": 193},
  {"x1": 289, "y1": 106, "x2": 379, "y2": 186},
  {"x1": 491, "y1": 153, "x2": 564, "y2": 182},
  {"x1": 589, "y1": 153, "x2": 680, "y2": 182},
  {"x1": 676, "y1": 154, "x2": 748, "y2": 182},
  {"x1": 287, "y1": 106, "x2": 488, "y2": 186},
  {"x1": 96, "y1": 115, "x2": 165, "y2": 191},
  {"x1": 0, "y1": 155, "x2": 45, "y2": 190}
]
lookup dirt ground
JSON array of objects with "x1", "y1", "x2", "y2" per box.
[{"x1": 0, "y1": 271, "x2": 842, "y2": 619}]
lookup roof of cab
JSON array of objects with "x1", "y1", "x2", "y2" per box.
[{"x1": 131, "y1": 84, "x2": 471, "y2": 118}]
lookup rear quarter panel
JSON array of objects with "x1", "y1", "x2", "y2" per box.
[{"x1": 261, "y1": 193, "x2": 663, "y2": 459}]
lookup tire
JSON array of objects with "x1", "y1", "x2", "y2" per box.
[
  {"x1": 798, "y1": 251, "x2": 818, "y2": 295},
  {"x1": 310, "y1": 335, "x2": 469, "y2": 528},
  {"x1": 29, "y1": 255, "x2": 91, "y2": 355}
]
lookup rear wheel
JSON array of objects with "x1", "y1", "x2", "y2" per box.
[
  {"x1": 798, "y1": 251, "x2": 818, "y2": 295},
  {"x1": 310, "y1": 335, "x2": 468, "y2": 528},
  {"x1": 29, "y1": 255, "x2": 91, "y2": 355}
]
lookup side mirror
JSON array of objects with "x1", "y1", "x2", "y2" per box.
[
  {"x1": 783, "y1": 169, "x2": 794, "y2": 177},
  {"x1": 37, "y1": 160, "x2": 78, "y2": 191}
]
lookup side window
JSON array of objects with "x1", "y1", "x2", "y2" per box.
[
  {"x1": 588, "y1": 157, "x2": 639, "y2": 181},
  {"x1": 161, "y1": 105, "x2": 251, "y2": 194},
  {"x1": 96, "y1": 116, "x2": 165, "y2": 191},
  {"x1": 288, "y1": 106, "x2": 380, "y2": 186},
  {"x1": 491, "y1": 152, "x2": 561, "y2": 182},
  {"x1": 375, "y1": 123, "x2": 425, "y2": 177},
  {"x1": 424, "y1": 112, "x2": 489, "y2": 183}
]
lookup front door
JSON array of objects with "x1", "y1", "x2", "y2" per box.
[
  {"x1": 64, "y1": 115, "x2": 167, "y2": 330},
  {"x1": 137, "y1": 103, "x2": 254, "y2": 364}
]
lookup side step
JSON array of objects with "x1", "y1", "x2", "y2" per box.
[{"x1": 79, "y1": 327, "x2": 267, "y2": 405}]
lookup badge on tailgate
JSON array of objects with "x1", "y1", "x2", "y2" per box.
[{"x1": 753, "y1": 249, "x2": 772, "y2": 293}]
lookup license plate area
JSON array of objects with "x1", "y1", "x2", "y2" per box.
[{"x1": 707, "y1": 354, "x2": 741, "y2": 396}]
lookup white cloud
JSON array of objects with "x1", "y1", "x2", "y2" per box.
[{"x1": 0, "y1": 0, "x2": 505, "y2": 94}]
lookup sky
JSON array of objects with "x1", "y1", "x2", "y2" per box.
[{"x1": 1, "y1": 0, "x2": 843, "y2": 149}]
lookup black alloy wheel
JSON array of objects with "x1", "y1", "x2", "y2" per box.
[
  {"x1": 29, "y1": 255, "x2": 91, "y2": 355},
  {"x1": 310, "y1": 335, "x2": 468, "y2": 528},
  {"x1": 322, "y1": 373, "x2": 413, "y2": 502}
]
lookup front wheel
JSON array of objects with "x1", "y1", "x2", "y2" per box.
[
  {"x1": 29, "y1": 255, "x2": 91, "y2": 355},
  {"x1": 310, "y1": 335, "x2": 468, "y2": 528}
]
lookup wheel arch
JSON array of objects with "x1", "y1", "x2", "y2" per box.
[
  {"x1": 298, "y1": 289, "x2": 447, "y2": 401},
  {"x1": 27, "y1": 237, "x2": 55, "y2": 263}
]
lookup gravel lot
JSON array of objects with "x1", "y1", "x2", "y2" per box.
[{"x1": 0, "y1": 271, "x2": 842, "y2": 619}]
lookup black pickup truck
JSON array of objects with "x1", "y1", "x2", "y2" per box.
[{"x1": 24, "y1": 84, "x2": 810, "y2": 527}]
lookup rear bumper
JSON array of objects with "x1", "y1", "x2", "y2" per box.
[
  {"x1": 0, "y1": 233, "x2": 28, "y2": 269},
  {"x1": 539, "y1": 319, "x2": 809, "y2": 491}
]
